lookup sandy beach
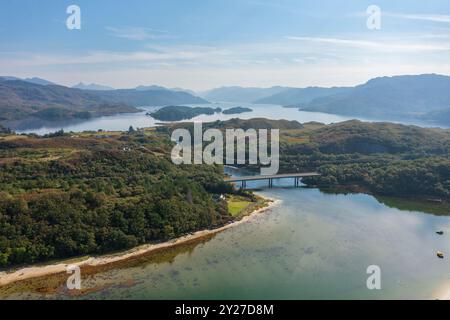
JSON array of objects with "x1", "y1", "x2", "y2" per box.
[{"x1": 0, "y1": 197, "x2": 281, "y2": 288}]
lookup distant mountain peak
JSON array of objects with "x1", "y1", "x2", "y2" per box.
[
  {"x1": 202, "y1": 86, "x2": 291, "y2": 103},
  {"x1": 0, "y1": 76, "x2": 22, "y2": 81},
  {"x1": 365, "y1": 73, "x2": 447, "y2": 85},
  {"x1": 72, "y1": 82, "x2": 115, "y2": 91},
  {"x1": 134, "y1": 85, "x2": 168, "y2": 91},
  {"x1": 0, "y1": 76, "x2": 55, "y2": 86},
  {"x1": 24, "y1": 77, "x2": 56, "y2": 86}
]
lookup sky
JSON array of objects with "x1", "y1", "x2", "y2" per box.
[{"x1": 1, "y1": 0, "x2": 450, "y2": 91}]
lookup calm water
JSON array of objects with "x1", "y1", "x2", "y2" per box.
[
  {"x1": 4, "y1": 172, "x2": 450, "y2": 300},
  {"x1": 11, "y1": 102, "x2": 445, "y2": 135}
]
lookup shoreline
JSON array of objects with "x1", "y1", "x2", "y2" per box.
[{"x1": 0, "y1": 197, "x2": 281, "y2": 288}]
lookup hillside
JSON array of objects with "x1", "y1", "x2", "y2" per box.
[
  {"x1": 168, "y1": 118, "x2": 304, "y2": 132},
  {"x1": 202, "y1": 86, "x2": 289, "y2": 103},
  {"x1": 254, "y1": 87, "x2": 351, "y2": 105},
  {"x1": 0, "y1": 80, "x2": 138, "y2": 121},
  {"x1": 0, "y1": 76, "x2": 55, "y2": 86},
  {"x1": 305, "y1": 120, "x2": 450, "y2": 154},
  {"x1": 0, "y1": 79, "x2": 208, "y2": 123},
  {"x1": 72, "y1": 82, "x2": 115, "y2": 91},
  {"x1": 276, "y1": 119, "x2": 450, "y2": 201},
  {"x1": 95, "y1": 88, "x2": 208, "y2": 106},
  {"x1": 300, "y1": 74, "x2": 450, "y2": 120},
  {"x1": 0, "y1": 129, "x2": 240, "y2": 267},
  {"x1": 207, "y1": 118, "x2": 304, "y2": 130}
]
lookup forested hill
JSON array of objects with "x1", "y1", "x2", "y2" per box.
[
  {"x1": 304, "y1": 120, "x2": 450, "y2": 154},
  {"x1": 170, "y1": 117, "x2": 450, "y2": 202},
  {"x1": 0, "y1": 80, "x2": 139, "y2": 121},
  {"x1": 0, "y1": 129, "x2": 237, "y2": 267},
  {"x1": 0, "y1": 79, "x2": 208, "y2": 122},
  {"x1": 170, "y1": 118, "x2": 304, "y2": 131},
  {"x1": 277, "y1": 120, "x2": 450, "y2": 201}
]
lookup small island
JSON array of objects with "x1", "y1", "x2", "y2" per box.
[
  {"x1": 148, "y1": 106, "x2": 222, "y2": 121},
  {"x1": 222, "y1": 107, "x2": 253, "y2": 115}
]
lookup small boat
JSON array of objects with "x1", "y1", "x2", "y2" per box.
[
  {"x1": 436, "y1": 231, "x2": 444, "y2": 235},
  {"x1": 437, "y1": 251, "x2": 445, "y2": 259}
]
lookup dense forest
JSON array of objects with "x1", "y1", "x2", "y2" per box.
[
  {"x1": 278, "y1": 120, "x2": 450, "y2": 200},
  {"x1": 0, "y1": 129, "x2": 238, "y2": 268}
]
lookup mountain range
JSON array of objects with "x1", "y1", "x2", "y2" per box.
[
  {"x1": 0, "y1": 76, "x2": 56, "y2": 86},
  {"x1": 0, "y1": 77, "x2": 208, "y2": 123},
  {"x1": 72, "y1": 82, "x2": 115, "y2": 91},
  {"x1": 200, "y1": 85, "x2": 352, "y2": 105},
  {"x1": 254, "y1": 86, "x2": 351, "y2": 105},
  {"x1": 299, "y1": 74, "x2": 450, "y2": 122},
  {"x1": 201, "y1": 86, "x2": 290, "y2": 103}
]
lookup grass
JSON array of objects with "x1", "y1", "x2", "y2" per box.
[{"x1": 227, "y1": 196, "x2": 253, "y2": 217}]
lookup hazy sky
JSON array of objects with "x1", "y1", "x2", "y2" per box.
[{"x1": 1, "y1": 0, "x2": 450, "y2": 90}]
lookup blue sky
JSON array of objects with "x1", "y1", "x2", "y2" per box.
[{"x1": 1, "y1": 0, "x2": 450, "y2": 90}]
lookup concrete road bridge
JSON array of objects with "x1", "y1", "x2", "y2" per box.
[{"x1": 224, "y1": 172, "x2": 321, "y2": 189}]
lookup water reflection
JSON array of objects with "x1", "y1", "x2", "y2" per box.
[{"x1": 10, "y1": 102, "x2": 447, "y2": 135}]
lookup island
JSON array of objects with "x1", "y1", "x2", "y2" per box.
[
  {"x1": 148, "y1": 105, "x2": 222, "y2": 121},
  {"x1": 222, "y1": 107, "x2": 253, "y2": 115}
]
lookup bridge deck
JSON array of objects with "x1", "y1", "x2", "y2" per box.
[{"x1": 224, "y1": 172, "x2": 320, "y2": 183}]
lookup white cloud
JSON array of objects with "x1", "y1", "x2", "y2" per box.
[
  {"x1": 386, "y1": 13, "x2": 450, "y2": 23},
  {"x1": 106, "y1": 26, "x2": 172, "y2": 41},
  {"x1": 285, "y1": 36, "x2": 450, "y2": 52}
]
